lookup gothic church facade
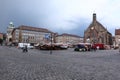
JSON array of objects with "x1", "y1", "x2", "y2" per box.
[{"x1": 84, "y1": 13, "x2": 112, "y2": 45}]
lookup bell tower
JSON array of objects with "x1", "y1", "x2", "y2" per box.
[{"x1": 6, "y1": 22, "x2": 15, "y2": 43}]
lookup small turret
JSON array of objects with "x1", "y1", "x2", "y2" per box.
[
  {"x1": 93, "y1": 13, "x2": 96, "y2": 22},
  {"x1": 9, "y1": 22, "x2": 14, "y2": 28}
]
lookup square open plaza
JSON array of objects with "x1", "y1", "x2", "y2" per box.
[{"x1": 0, "y1": 45, "x2": 120, "y2": 80}]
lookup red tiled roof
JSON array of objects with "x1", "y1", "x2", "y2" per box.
[
  {"x1": 58, "y1": 33, "x2": 81, "y2": 38},
  {"x1": 115, "y1": 29, "x2": 120, "y2": 35},
  {"x1": 18, "y1": 25, "x2": 52, "y2": 33}
]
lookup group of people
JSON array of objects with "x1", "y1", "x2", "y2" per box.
[{"x1": 85, "y1": 44, "x2": 97, "y2": 51}]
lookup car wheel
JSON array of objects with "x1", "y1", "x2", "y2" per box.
[{"x1": 83, "y1": 49, "x2": 86, "y2": 51}]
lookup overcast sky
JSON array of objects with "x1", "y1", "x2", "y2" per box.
[{"x1": 0, "y1": 0, "x2": 120, "y2": 36}]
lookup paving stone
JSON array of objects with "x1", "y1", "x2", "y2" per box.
[{"x1": 0, "y1": 46, "x2": 120, "y2": 80}]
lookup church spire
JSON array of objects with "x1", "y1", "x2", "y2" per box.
[{"x1": 93, "y1": 13, "x2": 96, "y2": 22}]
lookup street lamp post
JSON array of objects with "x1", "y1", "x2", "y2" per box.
[
  {"x1": 50, "y1": 33, "x2": 52, "y2": 54},
  {"x1": 118, "y1": 38, "x2": 120, "y2": 52}
]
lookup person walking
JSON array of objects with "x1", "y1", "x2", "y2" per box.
[
  {"x1": 23, "y1": 45, "x2": 28, "y2": 52},
  {"x1": 91, "y1": 44, "x2": 96, "y2": 51}
]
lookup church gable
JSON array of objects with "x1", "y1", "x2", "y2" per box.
[
  {"x1": 85, "y1": 21, "x2": 106, "y2": 35},
  {"x1": 96, "y1": 21, "x2": 106, "y2": 32},
  {"x1": 84, "y1": 13, "x2": 112, "y2": 45}
]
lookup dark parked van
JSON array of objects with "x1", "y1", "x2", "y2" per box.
[{"x1": 74, "y1": 44, "x2": 87, "y2": 51}]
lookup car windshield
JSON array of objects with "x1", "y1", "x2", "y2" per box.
[{"x1": 77, "y1": 45, "x2": 85, "y2": 48}]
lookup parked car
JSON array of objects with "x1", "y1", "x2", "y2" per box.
[
  {"x1": 94, "y1": 43, "x2": 105, "y2": 50},
  {"x1": 18, "y1": 43, "x2": 34, "y2": 49},
  {"x1": 27, "y1": 45, "x2": 34, "y2": 49},
  {"x1": 74, "y1": 44, "x2": 87, "y2": 51},
  {"x1": 57, "y1": 43, "x2": 68, "y2": 49}
]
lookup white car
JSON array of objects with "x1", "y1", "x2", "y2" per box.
[
  {"x1": 27, "y1": 45, "x2": 34, "y2": 49},
  {"x1": 60, "y1": 44, "x2": 68, "y2": 49},
  {"x1": 18, "y1": 43, "x2": 34, "y2": 49}
]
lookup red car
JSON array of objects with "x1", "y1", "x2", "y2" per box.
[{"x1": 94, "y1": 43, "x2": 105, "y2": 50}]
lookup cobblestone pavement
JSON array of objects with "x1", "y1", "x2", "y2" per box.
[{"x1": 0, "y1": 46, "x2": 120, "y2": 80}]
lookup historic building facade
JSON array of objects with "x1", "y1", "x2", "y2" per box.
[
  {"x1": 10, "y1": 25, "x2": 83, "y2": 46},
  {"x1": 12, "y1": 25, "x2": 53, "y2": 45},
  {"x1": 114, "y1": 29, "x2": 120, "y2": 47},
  {"x1": 84, "y1": 13, "x2": 113, "y2": 45},
  {"x1": 56, "y1": 33, "x2": 83, "y2": 45}
]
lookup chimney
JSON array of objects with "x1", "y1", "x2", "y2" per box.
[{"x1": 93, "y1": 13, "x2": 96, "y2": 22}]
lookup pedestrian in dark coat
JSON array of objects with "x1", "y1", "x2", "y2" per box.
[{"x1": 23, "y1": 45, "x2": 28, "y2": 52}]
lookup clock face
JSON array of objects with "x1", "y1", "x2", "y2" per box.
[{"x1": 91, "y1": 27, "x2": 94, "y2": 30}]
